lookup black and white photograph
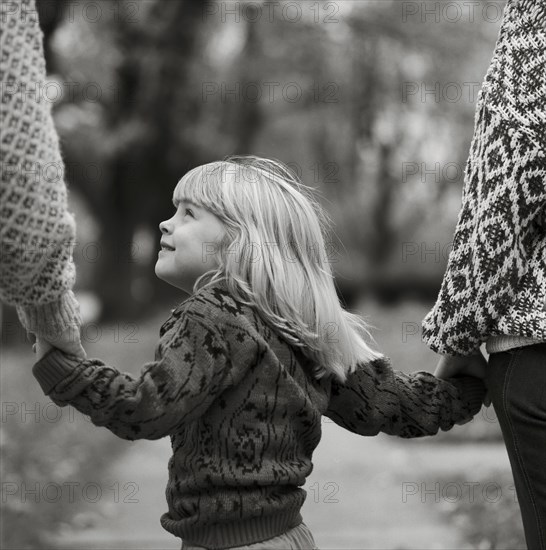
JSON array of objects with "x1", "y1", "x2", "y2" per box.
[{"x1": 1, "y1": 0, "x2": 545, "y2": 548}]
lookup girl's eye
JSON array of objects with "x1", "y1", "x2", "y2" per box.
[{"x1": 185, "y1": 209, "x2": 194, "y2": 218}]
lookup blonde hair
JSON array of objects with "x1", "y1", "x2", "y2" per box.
[{"x1": 174, "y1": 155, "x2": 380, "y2": 383}]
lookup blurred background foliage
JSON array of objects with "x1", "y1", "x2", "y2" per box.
[
  {"x1": 6, "y1": 0, "x2": 502, "y2": 325},
  {"x1": 3, "y1": 1, "x2": 525, "y2": 548}
]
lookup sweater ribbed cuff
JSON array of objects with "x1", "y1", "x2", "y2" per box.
[
  {"x1": 486, "y1": 335, "x2": 545, "y2": 354},
  {"x1": 449, "y1": 376, "x2": 487, "y2": 416},
  {"x1": 17, "y1": 290, "x2": 82, "y2": 339},
  {"x1": 32, "y1": 348, "x2": 84, "y2": 395},
  {"x1": 161, "y1": 510, "x2": 303, "y2": 549}
]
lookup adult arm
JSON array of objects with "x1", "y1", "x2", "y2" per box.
[
  {"x1": 422, "y1": 0, "x2": 546, "y2": 355},
  {"x1": 0, "y1": 0, "x2": 82, "y2": 338}
]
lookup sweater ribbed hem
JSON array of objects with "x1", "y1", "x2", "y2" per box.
[
  {"x1": 161, "y1": 510, "x2": 303, "y2": 549},
  {"x1": 17, "y1": 290, "x2": 82, "y2": 339},
  {"x1": 449, "y1": 376, "x2": 487, "y2": 415},
  {"x1": 486, "y1": 335, "x2": 545, "y2": 354},
  {"x1": 32, "y1": 348, "x2": 84, "y2": 395}
]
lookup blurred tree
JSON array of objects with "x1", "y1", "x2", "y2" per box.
[
  {"x1": 43, "y1": 0, "x2": 207, "y2": 320},
  {"x1": 339, "y1": 0, "x2": 500, "y2": 301},
  {"x1": 232, "y1": 3, "x2": 265, "y2": 154},
  {"x1": 36, "y1": 0, "x2": 69, "y2": 71},
  {"x1": 36, "y1": 0, "x2": 503, "y2": 316},
  {"x1": 96, "y1": 0, "x2": 206, "y2": 319}
]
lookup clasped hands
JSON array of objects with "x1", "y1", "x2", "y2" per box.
[
  {"x1": 32, "y1": 323, "x2": 87, "y2": 361},
  {"x1": 31, "y1": 324, "x2": 490, "y2": 406},
  {"x1": 434, "y1": 351, "x2": 491, "y2": 407}
]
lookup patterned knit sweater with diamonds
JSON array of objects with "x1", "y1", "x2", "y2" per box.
[
  {"x1": 33, "y1": 278, "x2": 486, "y2": 549},
  {"x1": 422, "y1": 0, "x2": 546, "y2": 356},
  {"x1": 0, "y1": 0, "x2": 81, "y2": 337}
]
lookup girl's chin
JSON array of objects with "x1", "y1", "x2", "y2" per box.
[{"x1": 154, "y1": 263, "x2": 167, "y2": 278}]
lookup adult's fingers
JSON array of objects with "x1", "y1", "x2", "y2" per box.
[
  {"x1": 35, "y1": 338, "x2": 54, "y2": 360},
  {"x1": 55, "y1": 340, "x2": 87, "y2": 359}
]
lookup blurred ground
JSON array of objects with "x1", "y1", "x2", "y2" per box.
[
  {"x1": 46, "y1": 423, "x2": 517, "y2": 550},
  {"x1": 1, "y1": 300, "x2": 526, "y2": 549}
]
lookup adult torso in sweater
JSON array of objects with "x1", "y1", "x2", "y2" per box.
[{"x1": 158, "y1": 279, "x2": 331, "y2": 538}]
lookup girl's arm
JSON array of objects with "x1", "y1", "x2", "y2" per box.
[
  {"x1": 323, "y1": 356, "x2": 485, "y2": 438},
  {"x1": 32, "y1": 313, "x2": 230, "y2": 441}
]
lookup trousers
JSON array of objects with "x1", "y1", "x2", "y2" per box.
[{"x1": 486, "y1": 343, "x2": 546, "y2": 550}]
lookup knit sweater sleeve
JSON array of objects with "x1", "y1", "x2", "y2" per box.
[
  {"x1": 31, "y1": 312, "x2": 230, "y2": 441},
  {"x1": 0, "y1": 0, "x2": 81, "y2": 337},
  {"x1": 324, "y1": 357, "x2": 486, "y2": 438},
  {"x1": 422, "y1": 0, "x2": 546, "y2": 355}
]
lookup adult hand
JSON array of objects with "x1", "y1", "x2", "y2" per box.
[
  {"x1": 434, "y1": 352, "x2": 491, "y2": 406},
  {"x1": 32, "y1": 324, "x2": 87, "y2": 360},
  {"x1": 33, "y1": 336, "x2": 54, "y2": 361},
  {"x1": 434, "y1": 352, "x2": 487, "y2": 379}
]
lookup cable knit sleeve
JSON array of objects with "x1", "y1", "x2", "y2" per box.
[
  {"x1": 0, "y1": 0, "x2": 82, "y2": 337},
  {"x1": 422, "y1": 0, "x2": 546, "y2": 355},
  {"x1": 324, "y1": 357, "x2": 486, "y2": 438},
  {"x1": 31, "y1": 312, "x2": 231, "y2": 441}
]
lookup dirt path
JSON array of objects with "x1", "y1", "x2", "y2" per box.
[
  {"x1": 51, "y1": 419, "x2": 512, "y2": 550},
  {"x1": 309, "y1": 421, "x2": 511, "y2": 549}
]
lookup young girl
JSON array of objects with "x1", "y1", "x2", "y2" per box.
[{"x1": 33, "y1": 156, "x2": 486, "y2": 550}]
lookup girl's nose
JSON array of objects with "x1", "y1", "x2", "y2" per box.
[{"x1": 159, "y1": 219, "x2": 171, "y2": 234}]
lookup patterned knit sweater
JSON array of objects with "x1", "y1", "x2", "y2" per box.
[
  {"x1": 422, "y1": 0, "x2": 546, "y2": 356},
  {"x1": 33, "y1": 278, "x2": 486, "y2": 549},
  {"x1": 0, "y1": 0, "x2": 81, "y2": 337}
]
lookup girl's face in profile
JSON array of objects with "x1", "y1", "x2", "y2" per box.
[{"x1": 155, "y1": 198, "x2": 226, "y2": 294}]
